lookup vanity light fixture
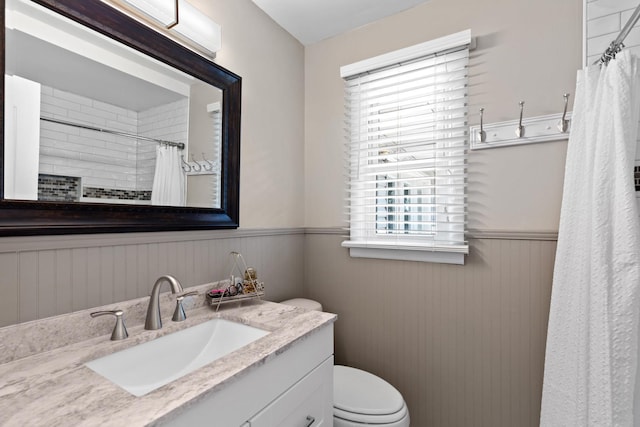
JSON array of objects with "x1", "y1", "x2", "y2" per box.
[
  {"x1": 121, "y1": 0, "x2": 178, "y2": 28},
  {"x1": 119, "y1": 0, "x2": 221, "y2": 57}
]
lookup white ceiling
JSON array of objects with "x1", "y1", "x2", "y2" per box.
[
  {"x1": 7, "y1": 29, "x2": 186, "y2": 112},
  {"x1": 251, "y1": 0, "x2": 432, "y2": 45}
]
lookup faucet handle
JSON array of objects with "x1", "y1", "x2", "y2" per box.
[
  {"x1": 172, "y1": 291, "x2": 199, "y2": 322},
  {"x1": 90, "y1": 309, "x2": 129, "y2": 341}
]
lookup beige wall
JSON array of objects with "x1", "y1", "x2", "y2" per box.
[
  {"x1": 192, "y1": 0, "x2": 306, "y2": 228},
  {"x1": 304, "y1": 0, "x2": 582, "y2": 232}
]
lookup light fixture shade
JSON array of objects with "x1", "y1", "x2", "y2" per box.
[
  {"x1": 173, "y1": 0, "x2": 221, "y2": 56},
  {"x1": 121, "y1": 0, "x2": 178, "y2": 28}
]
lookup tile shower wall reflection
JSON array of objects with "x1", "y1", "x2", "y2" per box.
[{"x1": 38, "y1": 86, "x2": 188, "y2": 203}]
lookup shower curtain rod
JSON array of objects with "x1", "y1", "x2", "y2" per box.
[
  {"x1": 40, "y1": 117, "x2": 186, "y2": 150},
  {"x1": 595, "y1": 2, "x2": 640, "y2": 65}
]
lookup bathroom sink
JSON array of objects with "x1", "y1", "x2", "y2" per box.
[{"x1": 85, "y1": 318, "x2": 269, "y2": 396}]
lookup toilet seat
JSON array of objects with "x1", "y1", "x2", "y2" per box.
[
  {"x1": 334, "y1": 404, "x2": 409, "y2": 424},
  {"x1": 333, "y1": 365, "x2": 409, "y2": 426}
]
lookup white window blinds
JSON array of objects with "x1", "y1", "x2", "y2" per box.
[{"x1": 341, "y1": 30, "x2": 470, "y2": 264}]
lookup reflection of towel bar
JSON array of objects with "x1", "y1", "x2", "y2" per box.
[{"x1": 40, "y1": 116, "x2": 185, "y2": 150}]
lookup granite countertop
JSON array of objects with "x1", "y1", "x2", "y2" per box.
[{"x1": 0, "y1": 282, "x2": 336, "y2": 427}]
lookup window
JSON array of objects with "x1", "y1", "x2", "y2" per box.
[{"x1": 341, "y1": 30, "x2": 470, "y2": 264}]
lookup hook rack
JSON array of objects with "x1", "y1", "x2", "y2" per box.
[
  {"x1": 471, "y1": 95, "x2": 572, "y2": 150},
  {"x1": 183, "y1": 153, "x2": 220, "y2": 176}
]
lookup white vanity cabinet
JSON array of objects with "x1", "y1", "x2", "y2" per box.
[
  {"x1": 243, "y1": 357, "x2": 333, "y2": 427},
  {"x1": 161, "y1": 323, "x2": 334, "y2": 427}
]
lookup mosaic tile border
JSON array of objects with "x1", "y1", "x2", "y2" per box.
[
  {"x1": 38, "y1": 174, "x2": 80, "y2": 202},
  {"x1": 83, "y1": 187, "x2": 151, "y2": 201}
]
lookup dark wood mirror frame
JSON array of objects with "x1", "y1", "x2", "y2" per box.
[{"x1": 0, "y1": 0, "x2": 241, "y2": 236}]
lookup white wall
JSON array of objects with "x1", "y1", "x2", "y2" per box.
[
  {"x1": 40, "y1": 86, "x2": 141, "y2": 191},
  {"x1": 4, "y1": 75, "x2": 40, "y2": 200}
]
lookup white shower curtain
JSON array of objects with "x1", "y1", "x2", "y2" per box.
[
  {"x1": 151, "y1": 145, "x2": 185, "y2": 206},
  {"x1": 540, "y1": 50, "x2": 640, "y2": 426}
]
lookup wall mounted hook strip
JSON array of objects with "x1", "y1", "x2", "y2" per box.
[{"x1": 470, "y1": 111, "x2": 572, "y2": 150}]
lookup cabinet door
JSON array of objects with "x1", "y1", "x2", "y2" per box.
[{"x1": 246, "y1": 357, "x2": 333, "y2": 427}]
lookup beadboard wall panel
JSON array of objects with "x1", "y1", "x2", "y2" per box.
[
  {"x1": 0, "y1": 230, "x2": 305, "y2": 327},
  {"x1": 2, "y1": 228, "x2": 557, "y2": 427},
  {"x1": 304, "y1": 233, "x2": 556, "y2": 427}
]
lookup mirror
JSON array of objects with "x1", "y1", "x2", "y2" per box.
[{"x1": 0, "y1": 0, "x2": 241, "y2": 235}]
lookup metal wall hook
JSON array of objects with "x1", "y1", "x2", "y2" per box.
[
  {"x1": 202, "y1": 153, "x2": 214, "y2": 171},
  {"x1": 558, "y1": 93, "x2": 570, "y2": 133},
  {"x1": 190, "y1": 153, "x2": 202, "y2": 172},
  {"x1": 515, "y1": 101, "x2": 525, "y2": 138},
  {"x1": 181, "y1": 154, "x2": 191, "y2": 173},
  {"x1": 478, "y1": 108, "x2": 486, "y2": 142}
]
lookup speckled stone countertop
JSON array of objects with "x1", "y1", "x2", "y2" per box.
[{"x1": 0, "y1": 282, "x2": 336, "y2": 427}]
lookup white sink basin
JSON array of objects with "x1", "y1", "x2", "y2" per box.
[{"x1": 85, "y1": 318, "x2": 269, "y2": 397}]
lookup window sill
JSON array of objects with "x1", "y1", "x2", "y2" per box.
[{"x1": 341, "y1": 241, "x2": 467, "y2": 265}]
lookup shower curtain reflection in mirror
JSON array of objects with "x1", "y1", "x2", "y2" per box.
[{"x1": 151, "y1": 145, "x2": 185, "y2": 206}]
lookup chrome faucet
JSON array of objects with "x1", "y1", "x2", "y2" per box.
[{"x1": 145, "y1": 275, "x2": 184, "y2": 330}]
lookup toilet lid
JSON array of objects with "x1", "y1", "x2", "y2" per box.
[
  {"x1": 333, "y1": 365, "x2": 406, "y2": 419},
  {"x1": 279, "y1": 298, "x2": 323, "y2": 311}
]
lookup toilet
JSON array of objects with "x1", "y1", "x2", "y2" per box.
[{"x1": 280, "y1": 298, "x2": 410, "y2": 427}]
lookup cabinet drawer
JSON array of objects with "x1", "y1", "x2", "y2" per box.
[{"x1": 245, "y1": 356, "x2": 333, "y2": 427}]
